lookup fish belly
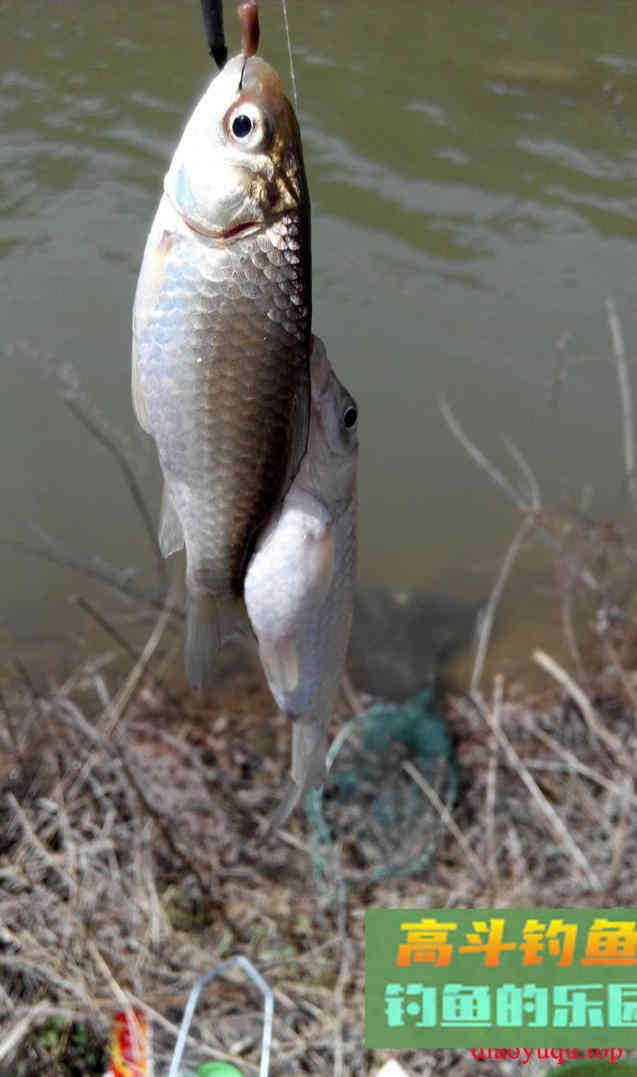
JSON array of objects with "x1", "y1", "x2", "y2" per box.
[
  {"x1": 133, "y1": 195, "x2": 311, "y2": 599},
  {"x1": 245, "y1": 493, "x2": 356, "y2": 718}
]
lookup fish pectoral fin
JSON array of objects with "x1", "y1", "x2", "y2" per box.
[
  {"x1": 260, "y1": 633, "x2": 299, "y2": 699},
  {"x1": 304, "y1": 517, "x2": 335, "y2": 609},
  {"x1": 158, "y1": 484, "x2": 185, "y2": 557},
  {"x1": 281, "y1": 356, "x2": 312, "y2": 495},
  {"x1": 131, "y1": 336, "x2": 151, "y2": 433},
  {"x1": 185, "y1": 592, "x2": 250, "y2": 692}
]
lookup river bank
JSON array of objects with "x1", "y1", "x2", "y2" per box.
[{"x1": 2, "y1": 536, "x2": 636, "y2": 1075}]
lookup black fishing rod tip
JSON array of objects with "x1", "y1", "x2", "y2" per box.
[
  {"x1": 201, "y1": 0, "x2": 228, "y2": 69},
  {"x1": 210, "y1": 43, "x2": 228, "y2": 68}
]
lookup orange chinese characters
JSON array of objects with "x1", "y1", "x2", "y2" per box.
[
  {"x1": 458, "y1": 919, "x2": 516, "y2": 967},
  {"x1": 520, "y1": 919, "x2": 578, "y2": 967},
  {"x1": 396, "y1": 918, "x2": 457, "y2": 967},
  {"x1": 582, "y1": 918, "x2": 637, "y2": 965}
]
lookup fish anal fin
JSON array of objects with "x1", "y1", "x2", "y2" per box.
[
  {"x1": 291, "y1": 714, "x2": 328, "y2": 790},
  {"x1": 270, "y1": 714, "x2": 328, "y2": 829},
  {"x1": 158, "y1": 484, "x2": 184, "y2": 557}
]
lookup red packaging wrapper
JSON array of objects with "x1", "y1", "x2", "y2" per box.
[{"x1": 108, "y1": 1010, "x2": 153, "y2": 1077}]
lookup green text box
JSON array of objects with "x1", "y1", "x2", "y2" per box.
[{"x1": 365, "y1": 908, "x2": 637, "y2": 1048}]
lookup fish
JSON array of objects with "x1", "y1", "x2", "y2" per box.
[
  {"x1": 132, "y1": 33, "x2": 312, "y2": 690},
  {"x1": 244, "y1": 336, "x2": 358, "y2": 826}
]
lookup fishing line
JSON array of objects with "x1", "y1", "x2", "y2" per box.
[{"x1": 281, "y1": 0, "x2": 299, "y2": 112}]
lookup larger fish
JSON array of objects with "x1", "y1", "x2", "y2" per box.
[
  {"x1": 244, "y1": 336, "x2": 358, "y2": 826},
  {"x1": 132, "y1": 42, "x2": 311, "y2": 689}
]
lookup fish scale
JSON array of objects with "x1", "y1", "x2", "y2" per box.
[{"x1": 136, "y1": 201, "x2": 309, "y2": 595}]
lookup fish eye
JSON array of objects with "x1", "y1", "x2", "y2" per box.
[
  {"x1": 225, "y1": 102, "x2": 272, "y2": 151},
  {"x1": 343, "y1": 404, "x2": 358, "y2": 430},
  {"x1": 231, "y1": 114, "x2": 253, "y2": 139}
]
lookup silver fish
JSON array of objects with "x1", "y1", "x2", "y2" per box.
[
  {"x1": 132, "y1": 49, "x2": 311, "y2": 689},
  {"x1": 244, "y1": 336, "x2": 358, "y2": 825}
]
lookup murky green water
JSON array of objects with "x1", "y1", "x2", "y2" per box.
[{"x1": 2, "y1": 0, "x2": 636, "y2": 670}]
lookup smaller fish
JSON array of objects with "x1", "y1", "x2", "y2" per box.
[{"x1": 244, "y1": 335, "x2": 358, "y2": 826}]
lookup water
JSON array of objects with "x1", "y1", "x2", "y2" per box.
[{"x1": 2, "y1": 0, "x2": 636, "y2": 675}]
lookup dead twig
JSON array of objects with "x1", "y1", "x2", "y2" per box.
[
  {"x1": 471, "y1": 690, "x2": 602, "y2": 890},
  {"x1": 62, "y1": 387, "x2": 166, "y2": 597},
  {"x1": 603, "y1": 637, "x2": 637, "y2": 714},
  {"x1": 485, "y1": 675, "x2": 502, "y2": 902},
  {"x1": 0, "y1": 538, "x2": 176, "y2": 615},
  {"x1": 99, "y1": 575, "x2": 179, "y2": 734},
  {"x1": 440, "y1": 398, "x2": 600, "y2": 594},
  {"x1": 605, "y1": 778, "x2": 633, "y2": 891},
  {"x1": 533, "y1": 648, "x2": 625, "y2": 767},
  {"x1": 471, "y1": 517, "x2": 534, "y2": 691},
  {"x1": 606, "y1": 296, "x2": 637, "y2": 512},
  {"x1": 521, "y1": 715, "x2": 637, "y2": 805},
  {"x1": 0, "y1": 1002, "x2": 51, "y2": 1064},
  {"x1": 403, "y1": 761, "x2": 486, "y2": 882},
  {"x1": 72, "y1": 594, "x2": 140, "y2": 663},
  {"x1": 332, "y1": 899, "x2": 351, "y2": 1077},
  {"x1": 502, "y1": 436, "x2": 541, "y2": 513},
  {"x1": 6, "y1": 792, "x2": 77, "y2": 897},
  {"x1": 440, "y1": 398, "x2": 526, "y2": 509}
]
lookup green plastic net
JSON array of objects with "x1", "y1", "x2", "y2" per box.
[{"x1": 306, "y1": 687, "x2": 457, "y2": 886}]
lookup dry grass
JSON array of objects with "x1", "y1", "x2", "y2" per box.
[{"x1": 1, "y1": 557, "x2": 637, "y2": 1076}]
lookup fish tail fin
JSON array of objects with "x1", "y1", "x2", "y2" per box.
[
  {"x1": 271, "y1": 713, "x2": 327, "y2": 829},
  {"x1": 184, "y1": 592, "x2": 248, "y2": 692}
]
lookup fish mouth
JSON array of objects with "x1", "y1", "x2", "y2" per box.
[
  {"x1": 180, "y1": 211, "x2": 261, "y2": 242},
  {"x1": 219, "y1": 220, "x2": 260, "y2": 240},
  {"x1": 164, "y1": 188, "x2": 261, "y2": 242}
]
